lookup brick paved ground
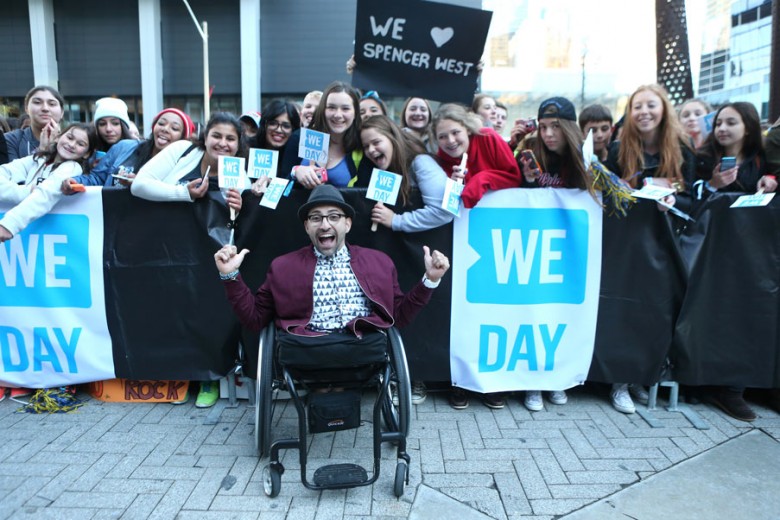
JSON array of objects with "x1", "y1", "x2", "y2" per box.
[{"x1": 1, "y1": 386, "x2": 779, "y2": 519}]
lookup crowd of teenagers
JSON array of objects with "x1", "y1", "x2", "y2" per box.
[{"x1": 2, "y1": 81, "x2": 780, "y2": 422}]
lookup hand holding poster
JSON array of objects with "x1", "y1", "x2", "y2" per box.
[
  {"x1": 352, "y1": 0, "x2": 492, "y2": 103},
  {"x1": 366, "y1": 168, "x2": 402, "y2": 231},
  {"x1": 298, "y1": 129, "x2": 330, "y2": 166},
  {"x1": 218, "y1": 156, "x2": 249, "y2": 245}
]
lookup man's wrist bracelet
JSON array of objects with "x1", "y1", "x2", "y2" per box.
[{"x1": 219, "y1": 270, "x2": 240, "y2": 281}]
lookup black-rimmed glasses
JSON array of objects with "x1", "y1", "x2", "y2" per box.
[
  {"x1": 306, "y1": 213, "x2": 347, "y2": 224},
  {"x1": 267, "y1": 120, "x2": 293, "y2": 132}
]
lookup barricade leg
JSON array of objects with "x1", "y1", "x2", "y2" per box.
[{"x1": 638, "y1": 381, "x2": 709, "y2": 430}]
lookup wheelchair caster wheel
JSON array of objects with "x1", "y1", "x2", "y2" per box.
[
  {"x1": 393, "y1": 460, "x2": 407, "y2": 498},
  {"x1": 263, "y1": 464, "x2": 282, "y2": 497}
]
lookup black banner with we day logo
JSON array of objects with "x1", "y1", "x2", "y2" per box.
[{"x1": 352, "y1": 0, "x2": 492, "y2": 104}]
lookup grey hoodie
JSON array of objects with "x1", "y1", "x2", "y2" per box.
[{"x1": 2, "y1": 127, "x2": 39, "y2": 165}]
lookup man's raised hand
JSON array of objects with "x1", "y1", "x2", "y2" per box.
[
  {"x1": 214, "y1": 245, "x2": 250, "y2": 274},
  {"x1": 423, "y1": 245, "x2": 450, "y2": 283}
]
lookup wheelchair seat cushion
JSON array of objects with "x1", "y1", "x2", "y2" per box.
[{"x1": 276, "y1": 330, "x2": 388, "y2": 369}]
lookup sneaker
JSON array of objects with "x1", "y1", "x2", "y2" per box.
[
  {"x1": 195, "y1": 382, "x2": 219, "y2": 408},
  {"x1": 449, "y1": 387, "x2": 469, "y2": 410},
  {"x1": 9, "y1": 388, "x2": 32, "y2": 399},
  {"x1": 629, "y1": 384, "x2": 649, "y2": 405},
  {"x1": 170, "y1": 389, "x2": 189, "y2": 405},
  {"x1": 611, "y1": 384, "x2": 636, "y2": 414},
  {"x1": 411, "y1": 381, "x2": 427, "y2": 405},
  {"x1": 548, "y1": 390, "x2": 568, "y2": 405},
  {"x1": 482, "y1": 393, "x2": 505, "y2": 410},
  {"x1": 524, "y1": 391, "x2": 543, "y2": 411},
  {"x1": 0, "y1": 387, "x2": 6, "y2": 402},
  {"x1": 709, "y1": 389, "x2": 756, "y2": 422}
]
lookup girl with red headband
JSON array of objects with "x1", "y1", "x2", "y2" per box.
[{"x1": 63, "y1": 108, "x2": 195, "y2": 192}]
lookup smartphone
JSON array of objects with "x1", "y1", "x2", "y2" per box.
[
  {"x1": 720, "y1": 156, "x2": 736, "y2": 171},
  {"x1": 520, "y1": 150, "x2": 542, "y2": 171},
  {"x1": 111, "y1": 173, "x2": 133, "y2": 182}
]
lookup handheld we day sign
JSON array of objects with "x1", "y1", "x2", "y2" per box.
[
  {"x1": 248, "y1": 148, "x2": 279, "y2": 179},
  {"x1": 352, "y1": 0, "x2": 492, "y2": 103},
  {"x1": 247, "y1": 147, "x2": 289, "y2": 210},
  {"x1": 217, "y1": 156, "x2": 248, "y2": 190},
  {"x1": 730, "y1": 191, "x2": 775, "y2": 208},
  {"x1": 366, "y1": 168, "x2": 402, "y2": 231},
  {"x1": 442, "y1": 153, "x2": 466, "y2": 216},
  {"x1": 218, "y1": 156, "x2": 248, "y2": 244},
  {"x1": 259, "y1": 178, "x2": 291, "y2": 210},
  {"x1": 298, "y1": 128, "x2": 329, "y2": 166}
]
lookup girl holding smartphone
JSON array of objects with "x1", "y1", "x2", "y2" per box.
[{"x1": 695, "y1": 102, "x2": 776, "y2": 194}]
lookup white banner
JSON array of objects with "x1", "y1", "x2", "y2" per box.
[
  {"x1": 0, "y1": 189, "x2": 115, "y2": 387},
  {"x1": 450, "y1": 188, "x2": 602, "y2": 393}
]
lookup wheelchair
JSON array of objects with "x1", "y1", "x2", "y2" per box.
[{"x1": 254, "y1": 326, "x2": 412, "y2": 498}]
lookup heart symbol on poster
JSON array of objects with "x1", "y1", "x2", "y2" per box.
[{"x1": 430, "y1": 27, "x2": 454, "y2": 48}]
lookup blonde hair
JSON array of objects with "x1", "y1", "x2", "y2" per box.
[
  {"x1": 619, "y1": 84, "x2": 689, "y2": 188},
  {"x1": 432, "y1": 103, "x2": 483, "y2": 139}
]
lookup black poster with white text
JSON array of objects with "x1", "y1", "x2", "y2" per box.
[{"x1": 352, "y1": 0, "x2": 492, "y2": 104}]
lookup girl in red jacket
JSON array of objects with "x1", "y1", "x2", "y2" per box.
[{"x1": 433, "y1": 103, "x2": 521, "y2": 209}]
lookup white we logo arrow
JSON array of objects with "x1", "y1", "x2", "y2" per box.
[{"x1": 430, "y1": 27, "x2": 454, "y2": 48}]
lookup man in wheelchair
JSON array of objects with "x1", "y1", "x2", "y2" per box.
[
  {"x1": 213, "y1": 184, "x2": 450, "y2": 495},
  {"x1": 213, "y1": 183, "x2": 450, "y2": 341}
]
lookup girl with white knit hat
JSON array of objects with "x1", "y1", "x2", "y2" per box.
[{"x1": 92, "y1": 97, "x2": 133, "y2": 166}]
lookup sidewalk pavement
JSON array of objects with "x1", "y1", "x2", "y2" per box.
[{"x1": 1, "y1": 386, "x2": 779, "y2": 519}]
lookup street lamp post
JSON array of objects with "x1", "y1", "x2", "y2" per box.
[{"x1": 182, "y1": 0, "x2": 209, "y2": 122}]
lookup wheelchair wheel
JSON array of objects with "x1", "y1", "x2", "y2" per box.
[
  {"x1": 262, "y1": 463, "x2": 282, "y2": 498},
  {"x1": 385, "y1": 328, "x2": 411, "y2": 438},
  {"x1": 382, "y1": 383, "x2": 400, "y2": 433},
  {"x1": 393, "y1": 460, "x2": 407, "y2": 498},
  {"x1": 254, "y1": 326, "x2": 275, "y2": 458}
]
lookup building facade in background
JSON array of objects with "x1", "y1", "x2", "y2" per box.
[
  {"x1": 698, "y1": 0, "x2": 772, "y2": 118},
  {"x1": 0, "y1": 0, "x2": 363, "y2": 130},
  {"x1": 2, "y1": 0, "x2": 772, "y2": 135}
]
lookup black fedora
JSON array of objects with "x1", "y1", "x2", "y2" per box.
[{"x1": 297, "y1": 184, "x2": 356, "y2": 221}]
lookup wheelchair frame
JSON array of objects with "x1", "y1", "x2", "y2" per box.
[{"x1": 254, "y1": 326, "x2": 412, "y2": 498}]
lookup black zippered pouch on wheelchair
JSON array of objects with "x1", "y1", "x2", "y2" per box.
[
  {"x1": 277, "y1": 330, "x2": 387, "y2": 369},
  {"x1": 308, "y1": 390, "x2": 361, "y2": 433}
]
